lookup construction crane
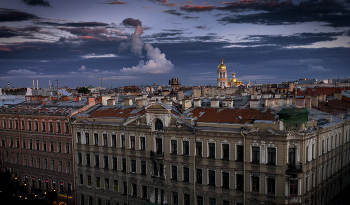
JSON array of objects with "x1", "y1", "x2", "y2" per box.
[{"x1": 97, "y1": 77, "x2": 112, "y2": 88}]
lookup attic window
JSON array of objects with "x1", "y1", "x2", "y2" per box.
[{"x1": 155, "y1": 119, "x2": 163, "y2": 131}]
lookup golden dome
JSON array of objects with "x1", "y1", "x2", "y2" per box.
[{"x1": 218, "y1": 59, "x2": 226, "y2": 70}]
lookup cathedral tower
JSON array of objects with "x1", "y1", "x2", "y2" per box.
[{"x1": 217, "y1": 59, "x2": 227, "y2": 88}]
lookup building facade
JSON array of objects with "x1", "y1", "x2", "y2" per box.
[{"x1": 72, "y1": 100, "x2": 350, "y2": 205}]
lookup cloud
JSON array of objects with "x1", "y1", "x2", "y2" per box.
[
  {"x1": 180, "y1": 4, "x2": 215, "y2": 12},
  {"x1": 121, "y1": 43, "x2": 174, "y2": 74},
  {"x1": 118, "y1": 26, "x2": 144, "y2": 56},
  {"x1": 40, "y1": 60, "x2": 49, "y2": 62},
  {"x1": 0, "y1": 8, "x2": 38, "y2": 22},
  {"x1": 22, "y1": 0, "x2": 51, "y2": 7},
  {"x1": 163, "y1": 9, "x2": 183, "y2": 16},
  {"x1": 93, "y1": 69, "x2": 98, "y2": 72},
  {"x1": 82, "y1": 54, "x2": 117, "y2": 58},
  {"x1": 7, "y1": 69, "x2": 36, "y2": 75},
  {"x1": 122, "y1": 18, "x2": 142, "y2": 27},
  {"x1": 38, "y1": 21, "x2": 109, "y2": 27},
  {"x1": 78, "y1": 65, "x2": 86, "y2": 71},
  {"x1": 107, "y1": 1, "x2": 127, "y2": 4},
  {"x1": 0, "y1": 25, "x2": 41, "y2": 38},
  {"x1": 306, "y1": 64, "x2": 330, "y2": 72},
  {"x1": 195, "y1": 26, "x2": 206, "y2": 29},
  {"x1": 58, "y1": 27, "x2": 108, "y2": 36}
]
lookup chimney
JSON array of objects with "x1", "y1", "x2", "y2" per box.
[
  {"x1": 210, "y1": 99, "x2": 219, "y2": 108},
  {"x1": 182, "y1": 99, "x2": 192, "y2": 110},
  {"x1": 124, "y1": 97, "x2": 132, "y2": 106},
  {"x1": 193, "y1": 99, "x2": 201, "y2": 107},
  {"x1": 327, "y1": 117, "x2": 332, "y2": 123},
  {"x1": 107, "y1": 99, "x2": 115, "y2": 106},
  {"x1": 61, "y1": 95, "x2": 69, "y2": 101},
  {"x1": 249, "y1": 100, "x2": 259, "y2": 109},
  {"x1": 73, "y1": 96, "x2": 81, "y2": 102},
  {"x1": 136, "y1": 99, "x2": 143, "y2": 108},
  {"x1": 36, "y1": 79, "x2": 38, "y2": 90},
  {"x1": 223, "y1": 99, "x2": 234, "y2": 108},
  {"x1": 86, "y1": 97, "x2": 95, "y2": 105}
]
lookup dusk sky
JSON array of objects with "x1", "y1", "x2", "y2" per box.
[{"x1": 1, "y1": 0, "x2": 350, "y2": 88}]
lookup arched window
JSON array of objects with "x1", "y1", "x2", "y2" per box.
[{"x1": 155, "y1": 119, "x2": 163, "y2": 131}]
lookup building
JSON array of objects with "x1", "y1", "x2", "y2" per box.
[
  {"x1": 0, "y1": 95, "x2": 94, "y2": 205},
  {"x1": 217, "y1": 59, "x2": 228, "y2": 88},
  {"x1": 71, "y1": 93, "x2": 350, "y2": 205}
]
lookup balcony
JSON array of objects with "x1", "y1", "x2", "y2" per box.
[
  {"x1": 150, "y1": 150, "x2": 164, "y2": 159},
  {"x1": 286, "y1": 163, "x2": 303, "y2": 176}
]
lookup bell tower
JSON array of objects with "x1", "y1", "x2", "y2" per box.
[{"x1": 217, "y1": 59, "x2": 227, "y2": 88}]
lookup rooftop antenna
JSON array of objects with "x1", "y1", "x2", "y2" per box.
[{"x1": 98, "y1": 77, "x2": 103, "y2": 88}]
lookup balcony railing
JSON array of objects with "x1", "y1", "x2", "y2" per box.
[
  {"x1": 286, "y1": 163, "x2": 303, "y2": 175},
  {"x1": 150, "y1": 151, "x2": 164, "y2": 159}
]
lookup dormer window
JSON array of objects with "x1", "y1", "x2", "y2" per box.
[{"x1": 155, "y1": 119, "x2": 163, "y2": 131}]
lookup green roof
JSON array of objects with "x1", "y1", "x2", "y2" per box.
[{"x1": 277, "y1": 108, "x2": 309, "y2": 124}]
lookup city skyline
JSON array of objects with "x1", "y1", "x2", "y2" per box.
[{"x1": 1, "y1": 0, "x2": 350, "y2": 88}]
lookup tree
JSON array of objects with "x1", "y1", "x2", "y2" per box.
[{"x1": 78, "y1": 87, "x2": 90, "y2": 94}]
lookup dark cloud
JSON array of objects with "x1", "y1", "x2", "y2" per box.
[
  {"x1": 122, "y1": 18, "x2": 142, "y2": 27},
  {"x1": 0, "y1": 8, "x2": 38, "y2": 22},
  {"x1": 0, "y1": 26, "x2": 41, "y2": 38},
  {"x1": 149, "y1": 0, "x2": 176, "y2": 7},
  {"x1": 183, "y1": 16, "x2": 199, "y2": 20},
  {"x1": 38, "y1": 21, "x2": 109, "y2": 27},
  {"x1": 163, "y1": 9, "x2": 183, "y2": 16},
  {"x1": 180, "y1": 4, "x2": 215, "y2": 12},
  {"x1": 22, "y1": 0, "x2": 51, "y2": 7},
  {"x1": 194, "y1": 26, "x2": 206, "y2": 29},
  {"x1": 58, "y1": 27, "x2": 108, "y2": 36},
  {"x1": 217, "y1": 0, "x2": 350, "y2": 27},
  {"x1": 107, "y1": 1, "x2": 127, "y2": 4}
]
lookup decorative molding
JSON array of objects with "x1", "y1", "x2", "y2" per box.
[
  {"x1": 267, "y1": 128, "x2": 275, "y2": 135},
  {"x1": 208, "y1": 139, "x2": 215, "y2": 143},
  {"x1": 182, "y1": 137, "x2": 189, "y2": 141},
  {"x1": 222, "y1": 140, "x2": 229, "y2": 144},
  {"x1": 249, "y1": 127, "x2": 259, "y2": 133},
  {"x1": 236, "y1": 141, "x2": 243, "y2": 146},
  {"x1": 196, "y1": 138, "x2": 202, "y2": 142},
  {"x1": 170, "y1": 136, "x2": 177, "y2": 141}
]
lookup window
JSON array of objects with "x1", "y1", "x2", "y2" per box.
[
  {"x1": 9, "y1": 120, "x2": 12, "y2": 129},
  {"x1": 222, "y1": 172, "x2": 229, "y2": 188},
  {"x1": 312, "y1": 144, "x2": 315, "y2": 159},
  {"x1": 67, "y1": 162, "x2": 70, "y2": 173},
  {"x1": 236, "y1": 145, "x2": 244, "y2": 161},
  {"x1": 43, "y1": 141, "x2": 47, "y2": 151},
  {"x1": 196, "y1": 169, "x2": 202, "y2": 184},
  {"x1": 171, "y1": 166, "x2": 177, "y2": 180},
  {"x1": 140, "y1": 137, "x2": 145, "y2": 150},
  {"x1": 97, "y1": 199, "x2": 101, "y2": 205},
  {"x1": 36, "y1": 140, "x2": 40, "y2": 150},
  {"x1": 132, "y1": 184, "x2": 137, "y2": 196},
  {"x1": 15, "y1": 120, "x2": 18, "y2": 130},
  {"x1": 306, "y1": 146, "x2": 309, "y2": 162},
  {"x1": 86, "y1": 154, "x2": 90, "y2": 166},
  {"x1": 208, "y1": 170, "x2": 215, "y2": 186},
  {"x1": 51, "y1": 160, "x2": 55, "y2": 170},
  {"x1": 141, "y1": 161, "x2": 146, "y2": 175},
  {"x1": 122, "y1": 158, "x2": 126, "y2": 172},
  {"x1": 183, "y1": 141, "x2": 189, "y2": 155},
  {"x1": 171, "y1": 140, "x2": 177, "y2": 154},
  {"x1": 113, "y1": 157, "x2": 117, "y2": 170},
  {"x1": 81, "y1": 195, "x2": 84, "y2": 205},
  {"x1": 28, "y1": 121, "x2": 31, "y2": 131},
  {"x1": 184, "y1": 194, "x2": 190, "y2": 205},
  {"x1": 42, "y1": 122, "x2": 46, "y2": 132},
  {"x1": 223, "y1": 200, "x2": 230, "y2": 205},
  {"x1": 252, "y1": 176, "x2": 259, "y2": 192},
  {"x1": 252, "y1": 147, "x2": 260, "y2": 163},
  {"x1": 78, "y1": 153, "x2": 82, "y2": 164},
  {"x1": 96, "y1": 177, "x2": 100, "y2": 188},
  {"x1": 160, "y1": 164, "x2": 165, "y2": 178},
  {"x1": 88, "y1": 175, "x2": 91, "y2": 186},
  {"x1": 105, "y1": 178, "x2": 109, "y2": 190},
  {"x1": 50, "y1": 141, "x2": 54, "y2": 152},
  {"x1": 130, "y1": 136, "x2": 135, "y2": 149},
  {"x1": 289, "y1": 148, "x2": 295, "y2": 164},
  {"x1": 236, "y1": 174, "x2": 243, "y2": 191},
  {"x1": 80, "y1": 174, "x2": 83, "y2": 184},
  {"x1": 208, "y1": 142, "x2": 215, "y2": 158},
  {"x1": 49, "y1": 122, "x2": 53, "y2": 132},
  {"x1": 103, "y1": 134, "x2": 108, "y2": 146},
  {"x1": 104, "y1": 156, "x2": 109, "y2": 169},
  {"x1": 183, "y1": 167, "x2": 189, "y2": 182},
  {"x1": 44, "y1": 159, "x2": 47, "y2": 169},
  {"x1": 59, "y1": 161, "x2": 62, "y2": 172},
  {"x1": 66, "y1": 143, "x2": 69, "y2": 153},
  {"x1": 155, "y1": 119, "x2": 163, "y2": 131},
  {"x1": 57, "y1": 122, "x2": 61, "y2": 133},
  {"x1": 209, "y1": 198, "x2": 216, "y2": 205},
  {"x1": 267, "y1": 178, "x2": 275, "y2": 195},
  {"x1": 173, "y1": 192, "x2": 178, "y2": 204},
  {"x1": 222, "y1": 144, "x2": 229, "y2": 160},
  {"x1": 85, "y1": 133, "x2": 90, "y2": 145},
  {"x1": 29, "y1": 139, "x2": 33, "y2": 150},
  {"x1": 58, "y1": 142, "x2": 61, "y2": 153},
  {"x1": 114, "y1": 180, "x2": 118, "y2": 191},
  {"x1": 35, "y1": 121, "x2": 38, "y2": 131},
  {"x1": 196, "y1": 142, "x2": 202, "y2": 157},
  {"x1": 3, "y1": 120, "x2": 6, "y2": 129},
  {"x1": 94, "y1": 133, "x2": 99, "y2": 145},
  {"x1": 77, "y1": 132, "x2": 81, "y2": 144},
  {"x1": 95, "y1": 155, "x2": 99, "y2": 167},
  {"x1": 123, "y1": 182, "x2": 127, "y2": 195},
  {"x1": 142, "y1": 186, "x2": 147, "y2": 198},
  {"x1": 37, "y1": 158, "x2": 40, "y2": 168},
  {"x1": 21, "y1": 121, "x2": 25, "y2": 130},
  {"x1": 112, "y1": 135, "x2": 116, "y2": 147},
  {"x1": 267, "y1": 148, "x2": 276, "y2": 165},
  {"x1": 290, "y1": 180, "x2": 298, "y2": 196},
  {"x1": 65, "y1": 123, "x2": 69, "y2": 133},
  {"x1": 121, "y1": 135, "x2": 125, "y2": 148},
  {"x1": 153, "y1": 162, "x2": 158, "y2": 176},
  {"x1": 131, "y1": 160, "x2": 136, "y2": 173},
  {"x1": 197, "y1": 196, "x2": 203, "y2": 205}
]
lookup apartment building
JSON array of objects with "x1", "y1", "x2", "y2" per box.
[
  {"x1": 0, "y1": 95, "x2": 94, "y2": 204},
  {"x1": 72, "y1": 97, "x2": 350, "y2": 205}
]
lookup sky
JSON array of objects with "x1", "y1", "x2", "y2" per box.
[{"x1": 0, "y1": 0, "x2": 350, "y2": 88}]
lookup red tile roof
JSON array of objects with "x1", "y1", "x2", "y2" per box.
[
  {"x1": 313, "y1": 99, "x2": 350, "y2": 115},
  {"x1": 88, "y1": 107, "x2": 146, "y2": 118},
  {"x1": 186, "y1": 107, "x2": 276, "y2": 124}
]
